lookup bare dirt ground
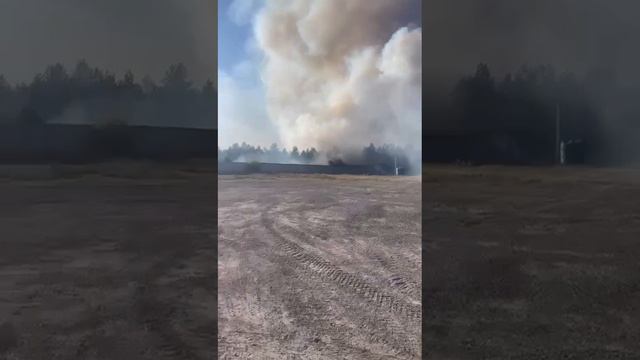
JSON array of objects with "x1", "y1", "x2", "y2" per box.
[
  {"x1": 0, "y1": 162, "x2": 216, "y2": 359},
  {"x1": 424, "y1": 165, "x2": 640, "y2": 359},
  {"x1": 218, "y1": 174, "x2": 422, "y2": 359}
]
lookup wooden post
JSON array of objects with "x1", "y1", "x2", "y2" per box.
[{"x1": 555, "y1": 103, "x2": 560, "y2": 165}]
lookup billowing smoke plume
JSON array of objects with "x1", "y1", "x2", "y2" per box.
[{"x1": 253, "y1": 0, "x2": 422, "y2": 170}]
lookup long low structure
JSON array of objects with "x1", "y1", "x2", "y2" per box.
[
  {"x1": 0, "y1": 123, "x2": 216, "y2": 163},
  {"x1": 218, "y1": 161, "x2": 391, "y2": 175},
  {"x1": 423, "y1": 130, "x2": 556, "y2": 165}
]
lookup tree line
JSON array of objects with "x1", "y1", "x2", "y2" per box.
[
  {"x1": 425, "y1": 63, "x2": 604, "y2": 164},
  {"x1": 218, "y1": 143, "x2": 319, "y2": 164},
  {"x1": 219, "y1": 142, "x2": 411, "y2": 172},
  {"x1": 452, "y1": 64, "x2": 599, "y2": 138},
  {"x1": 0, "y1": 60, "x2": 216, "y2": 129}
]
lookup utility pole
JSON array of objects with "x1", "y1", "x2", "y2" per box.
[
  {"x1": 555, "y1": 102, "x2": 561, "y2": 165},
  {"x1": 394, "y1": 155, "x2": 398, "y2": 176}
]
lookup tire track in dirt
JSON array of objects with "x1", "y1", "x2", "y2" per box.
[
  {"x1": 131, "y1": 255, "x2": 213, "y2": 360},
  {"x1": 263, "y1": 211, "x2": 420, "y2": 321},
  {"x1": 261, "y1": 208, "x2": 421, "y2": 358},
  {"x1": 277, "y1": 211, "x2": 421, "y2": 303},
  {"x1": 345, "y1": 227, "x2": 421, "y2": 304},
  {"x1": 133, "y1": 286, "x2": 201, "y2": 359},
  {"x1": 287, "y1": 250, "x2": 420, "y2": 358},
  {"x1": 372, "y1": 254, "x2": 421, "y2": 301}
]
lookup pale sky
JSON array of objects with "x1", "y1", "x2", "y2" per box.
[
  {"x1": 0, "y1": 0, "x2": 216, "y2": 87},
  {"x1": 218, "y1": 0, "x2": 279, "y2": 148}
]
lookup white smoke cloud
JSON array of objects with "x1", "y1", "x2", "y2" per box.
[{"x1": 253, "y1": 0, "x2": 422, "y2": 168}]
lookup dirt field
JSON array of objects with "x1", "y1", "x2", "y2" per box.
[
  {"x1": 424, "y1": 166, "x2": 640, "y2": 359},
  {"x1": 218, "y1": 174, "x2": 422, "y2": 359},
  {"x1": 0, "y1": 162, "x2": 216, "y2": 359}
]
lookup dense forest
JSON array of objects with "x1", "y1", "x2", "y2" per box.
[
  {"x1": 452, "y1": 64, "x2": 598, "y2": 139},
  {"x1": 0, "y1": 60, "x2": 216, "y2": 129},
  {"x1": 219, "y1": 143, "x2": 320, "y2": 164},
  {"x1": 424, "y1": 63, "x2": 605, "y2": 164}
]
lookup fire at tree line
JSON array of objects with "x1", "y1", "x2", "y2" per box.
[{"x1": 218, "y1": 142, "x2": 412, "y2": 174}]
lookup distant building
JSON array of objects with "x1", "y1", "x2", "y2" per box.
[
  {"x1": 218, "y1": 161, "x2": 391, "y2": 175},
  {"x1": 423, "y1": 130, "x2": 559, "y2": 165},
  {"x1": 0, "y1": 123, "x2": 216, "y2": 163}
]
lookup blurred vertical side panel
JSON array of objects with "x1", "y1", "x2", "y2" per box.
[
  {"x1": 423, "y1": 0, "x2": 640, "y2": 358},
  {"x1": 0, "y1": 1, "x2": 218, "y2": 359}
]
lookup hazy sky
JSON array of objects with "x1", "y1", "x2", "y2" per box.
[
  {"x1": 424, "y1": 0, "x2": 640, "y2": 87},
  {"x1": 0, "y1": 0, "x2": 216, "y2": 86},
  {"x1": 218, "y1": 0, "x2": 277, "y2": 148}
]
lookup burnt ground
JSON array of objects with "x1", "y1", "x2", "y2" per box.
[
  {"x1": 0, "y1": 162, "x2": 216, "y2": 359},
  {"x1": 424, "y1": 166, "x2": 640, "y2": 359},
  {"x1": 218, "y1": 175, "x2": 422, "y2": 359}
]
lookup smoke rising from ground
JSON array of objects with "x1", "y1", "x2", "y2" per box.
[
  {"x1": 219, "y1": 142, "x2": 412, "y2": 174},
  {"x1": 253, "y1": 0, "x2": 422, "y2": 170}
]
